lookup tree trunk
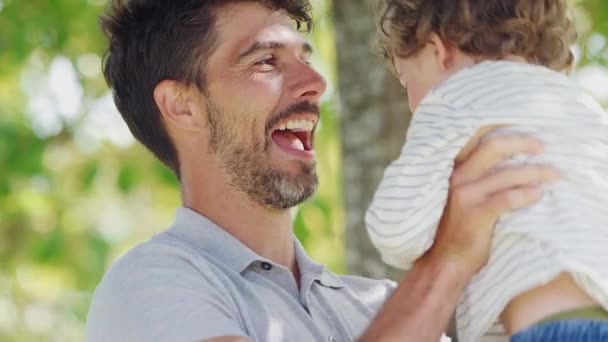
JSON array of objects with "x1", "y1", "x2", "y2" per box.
[{"x1": 332, "y1": 0, "x2": 411, "y2": 280}]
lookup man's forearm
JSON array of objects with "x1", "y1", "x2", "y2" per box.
[{"x1": 359, "y1": 251, "x2": 470, "y2": 342}]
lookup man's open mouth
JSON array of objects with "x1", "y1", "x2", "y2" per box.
[{"x1": 270, "y1": 118, "x2": 315, "y2": 152}]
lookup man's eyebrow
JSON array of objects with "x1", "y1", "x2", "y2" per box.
[{"x1": 238, "y1": 41, "x2": 314, "y2": 61}]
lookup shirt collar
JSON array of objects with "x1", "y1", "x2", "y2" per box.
[
  {"x1": 165, "y1": 207, "x2": 344, "y2": 290},
  {"x1": 293, "y1": 237, "x2": 344, "y2": 289},
  {"x1": 167, "y1": 207, "x2": 260, "y2": 274}
]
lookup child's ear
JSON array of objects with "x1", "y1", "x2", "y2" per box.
[{"x1": 428, "y1": 33, "x2": 451, "y2": 72}]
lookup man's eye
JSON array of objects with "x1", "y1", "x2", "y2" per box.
[{"x1": 254, "y1": 57, "x2": 277, "y2": 69}]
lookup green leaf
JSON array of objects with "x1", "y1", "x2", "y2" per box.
[
  {"x1": 117, "y1": 165, "x2": 137, "y2": 193},
  {"x1": 34, "y1": 228, "x2": 65, "y2": 263}
]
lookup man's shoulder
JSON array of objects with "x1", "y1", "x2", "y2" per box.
[
  {"x1": 86, "y1": 232, "x2": 239, "y2": 341},
  {"x1": 87, "y1": 229, "x2": 257, "y2": 341},
  {"x1": 93, "y1": 231, "x2": 224, "y2": 294},
  {"x1": 87, "y1": 231, "x2": 233, "y2": 319},
  {"x1": 336, "y1": 274, "x2": 397, "y2": 311}
]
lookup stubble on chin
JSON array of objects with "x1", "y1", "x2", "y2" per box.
[
  {"x1": 260, "y1": 162, "x2": 318, "y2": 210},
  {"x1": 206, "y1": 101, "x2": 318, "y2": 210}
]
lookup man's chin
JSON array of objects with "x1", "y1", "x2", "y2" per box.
[{"x1": 257, "y1": 170, "x2": 318, "y2": 211}]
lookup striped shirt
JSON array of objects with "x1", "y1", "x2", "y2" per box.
[{"x1": 366, "y1": 61, "x2": 608, "y2": 342}]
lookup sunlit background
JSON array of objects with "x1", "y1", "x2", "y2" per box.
[{"x1": 1, "y1": 0, "x2": 607, "y2": 340}]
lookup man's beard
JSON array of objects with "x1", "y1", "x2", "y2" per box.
[{"x1": 206, "y1": 100, "x2": 318, "y2": 210}]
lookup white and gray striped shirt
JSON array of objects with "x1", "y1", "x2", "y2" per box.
[{"x1": 366, "y1": 61, "x2": 608, "y2": 342}]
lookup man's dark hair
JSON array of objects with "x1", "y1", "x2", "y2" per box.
[{"x1": 100, "y1": 0, "x2": 313, "y2": 177}]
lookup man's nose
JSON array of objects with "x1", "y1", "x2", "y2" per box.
[{"x1": 290, "y1": 62, "x2": 328, "y2": 102}]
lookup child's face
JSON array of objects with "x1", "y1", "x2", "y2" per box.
[{"x1": 393, "y1": 43, "x2": 447, "y2": 112}]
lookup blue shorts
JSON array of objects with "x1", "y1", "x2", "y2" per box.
[{"x1": 510, "y1": 320, "x2": 608, "y2": 342}]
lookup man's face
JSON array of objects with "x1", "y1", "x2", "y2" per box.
[{"x1": 201, "y1": 3, "x2": 327, "y2": 210}]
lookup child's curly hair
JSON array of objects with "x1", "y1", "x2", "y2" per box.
[{"x1": 377, "y1": 0, "x2": 577, "y2": 71}]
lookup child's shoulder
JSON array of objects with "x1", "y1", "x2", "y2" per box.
[{"x1": 428, "y1": 60, "x2": 578, "y2": 110}]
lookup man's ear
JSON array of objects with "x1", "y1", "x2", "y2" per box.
[
  {"x1": 154, "y1": 80, "x2": 202, "y2": 132},
  {"x1": 428, "y1": 33, "x2": 452, "y2": 72}
]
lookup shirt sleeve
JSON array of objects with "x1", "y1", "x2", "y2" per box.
[
  {"x1": 86, "y1": 242, "x2": 248, "y2": 342},
  {"x1": 365, "y1": 100, "x2": 474, "y2": 270}
]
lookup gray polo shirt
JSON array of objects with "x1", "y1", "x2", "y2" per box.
[{"x1": 86, "y1": 207, "x2": 396, "y2": 342}]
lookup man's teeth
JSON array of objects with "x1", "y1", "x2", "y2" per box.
[{"x1": 277, "y1": 119, "x2": 314, "y2": 132}]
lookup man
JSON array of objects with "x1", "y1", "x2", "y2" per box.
[{"x1": 86, "y1": 1, "x2": 558, "y2": 341}]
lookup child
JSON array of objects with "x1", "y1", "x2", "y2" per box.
[{"x1": 366, "y1": 0, "x2": 608, "y2": 341}]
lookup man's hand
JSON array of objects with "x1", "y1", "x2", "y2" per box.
[{"x1": 428, "y1": 133, "x2": 560, "y2": 278}]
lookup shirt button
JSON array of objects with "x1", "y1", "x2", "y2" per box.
[
  {"x1": 261, "y1": 262, "x2": 273, "y2": 271},
  {"x1": 328, "y1": 337, "x2": 336, "y2": 342}
]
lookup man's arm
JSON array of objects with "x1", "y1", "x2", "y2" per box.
[{"x1": 359, "y1": 134, "x2": 560, "y2": 342}]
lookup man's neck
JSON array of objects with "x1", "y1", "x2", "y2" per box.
[{"x1": 181, "y1": 168, "x2": 297, "y2": 273}]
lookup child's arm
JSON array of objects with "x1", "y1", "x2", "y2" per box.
[{"x1": 365, "y1": 104, "x2": 474, "y2": 269}]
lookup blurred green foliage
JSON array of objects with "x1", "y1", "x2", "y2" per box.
[{"x1": 0, "y1": 0, "x2": 607, "y2": 340}]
